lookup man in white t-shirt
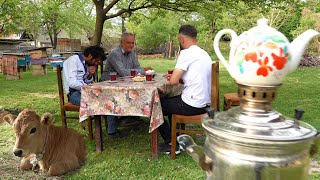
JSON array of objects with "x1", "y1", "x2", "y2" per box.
[{"x1": 159, "y1": 25, "x2": 212, "y2": 155}]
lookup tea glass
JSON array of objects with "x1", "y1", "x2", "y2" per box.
[
  {"x1": 130, "y1": 69, "x2": 136, "y2": 77},
  {"x1": 146, "y1": 73, "x2": 153, "y2": 81},
  {"x1": 110, "y1": 72, "x2": 117, "y2": 81}
]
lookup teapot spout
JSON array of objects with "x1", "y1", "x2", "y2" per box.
[
  {"x1": 177, "y1": 135, "x2": 213, "y2": 172},
  {"x1": 289, "y1": 30, "x2": 319, "y2": 72}
]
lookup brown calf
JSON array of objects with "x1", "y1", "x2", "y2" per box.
[{"x1": 3, "y1": 109, "x2": 87, "y2": 176}]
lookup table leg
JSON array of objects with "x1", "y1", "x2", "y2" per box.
[
  {"x1": 94, "y1": 115, "x2": 103, "y2": 152},
  {"x1": 151, "y1": 128, "x2": 158, "y2": 159}
]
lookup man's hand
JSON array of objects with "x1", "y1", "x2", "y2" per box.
[
  {"x1": 165, "y1": 74, "x2": 172, "y2": 82},
  {"x1": 88, "y1": 66, "x2": 96, "y2": 75},
  {"x1": 165, "y1": 74, "x2": 183, "y2": 84},
  {"x1": 87, "y1": 66, "x2": 96, "y2": 80},
  {"x1": 167, "y1": 69, "x2": 184, "y2": 85}
]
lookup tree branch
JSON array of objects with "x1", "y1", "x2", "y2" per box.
[
  {"x1": 0, "y1": 0, "x2": 7, "y2": 9},
  {"x1": 103, "y1": 0, "x2": 212, "y2": 20},
  {"x1": 92, "y1": 0, "x2": 99, "y2": 6},
  {"x1": 105, "y1": 3, "x2": 152, "y2": 20},
  {"x1": 103, "y1": 0, "x2": 120, "y2": 15}
]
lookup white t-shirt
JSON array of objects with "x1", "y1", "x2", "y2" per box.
[{"x1": 175, "y1": 45, "x2": 212, "y2": 108}]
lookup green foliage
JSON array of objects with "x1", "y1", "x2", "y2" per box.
[
  {"x1": 127, "y1": 11, "x2": 182, "y2": 52},
  {"x1": 0, "y1": 0, "x2": 20, "y2": 34},
  {"x1": 277, "y1": 6, "x2": 303, "y2": 41},
  {"x1": 291, "y1": 0, "x2": 320, "y2": 52},
  {"x1": 16, "y1": 1, "x2": 42, "y2": 40},
  {"x1": 63, "y1": 0, "x2": 97, "y2": 39},
  {"x1": 291, "y1": 0, "x2": 320, "y2": 35},
  {"x1": 0, "y1": 0, "x2": 96, "y2": 47},
  {"x1": 123, "y1": 0, "x2": 305, "y2": 54}
]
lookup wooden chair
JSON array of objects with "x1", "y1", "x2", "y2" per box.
[
  {"x1": 94, "y1": 52, "x2": 108, "y2": 82},
  {"x1": 57, "y1": 64, "x2": 93, "y2": 140},
  {"x1": 170, "y1": 61, "x2": 220, "y2": 159},
  {"x1": 223, "y1": 93, "x2": 240, "y2": 111}
]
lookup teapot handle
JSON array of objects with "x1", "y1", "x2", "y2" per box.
[{"x1": 213, "y1": 29, "x2": 238, "y2": 79}]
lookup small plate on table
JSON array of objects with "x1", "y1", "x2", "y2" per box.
[
  {"x1": 133, "y1": 76, "x2": 145, "y2": 82},
  {"x1": 106, "y1": 80, "x2": 118, "y2": 83}
]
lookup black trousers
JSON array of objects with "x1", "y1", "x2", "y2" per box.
[{"x1": 159, "y1": 95, "x2": 207, "y2": 144}]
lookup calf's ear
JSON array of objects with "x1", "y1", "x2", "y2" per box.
[
  {"x1": 2, "y1": 114, "x2": 17, "y2": 125},
  {"x1": 41, "y1": 113, "x2": 53, "y2": 126}
]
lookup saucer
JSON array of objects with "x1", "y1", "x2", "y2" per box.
[
  {"x1": 119, "y1": 76, "x2": 133, "y2": 79},
  {"x1": 144, "y1": 80, "x2": 156, "y2": 84},
  {"x1": 106, "y1": 80, "x2": 118, "y2": 83}
]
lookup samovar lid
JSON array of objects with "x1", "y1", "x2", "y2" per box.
[{"x1": 202, "y1": 84, "x2": 317, "y2": 141}]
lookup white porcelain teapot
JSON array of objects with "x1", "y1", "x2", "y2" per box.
[{"x1": 213, "y1": 18, "x2": 319, "y2": 85}]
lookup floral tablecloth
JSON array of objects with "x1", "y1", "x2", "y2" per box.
[{"x1": 79, "y1": 75, "x2": 182, "y2": 133}]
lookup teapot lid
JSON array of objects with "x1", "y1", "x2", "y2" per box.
[
  {"x1": 202, "y1": 107, "x2": 317, "y2": 141},
  {"x1": 257, "y1": 18, "x2": 268, "y2": 26}
]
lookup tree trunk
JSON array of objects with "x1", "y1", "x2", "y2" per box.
[
  {"x1": 48, "y1": 29, "x2": 54, "y2": 48},
  {"x1": 168, "y1": 34, "x2": 171, "y2": 58},
  {"x1": 122, "y1": 17, "x2": 126, "y2": 33},
  {"x1": 53, "y1": 32, "x2": 58, "y2": 50},
  {"x1": 169, "y1": 41, "x2": 172, "y2": 58},
  {"x1": 92, "y1": 1, "x2": 105, "y2": 46}
]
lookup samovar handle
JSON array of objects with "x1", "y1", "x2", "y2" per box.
[{"x1": 177, "y1": 134, "x2": 213, "y2": 172}]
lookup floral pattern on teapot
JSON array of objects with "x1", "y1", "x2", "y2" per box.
[{"x1": 235, "y1": 34, "x2": 291, "y2": 78}]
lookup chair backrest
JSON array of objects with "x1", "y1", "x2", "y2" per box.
[
  {"x1": 57, "y1": 65, "x2": 66, "y2": 106},
  {"x1": 211, "y1": 61, "x2": 220, "y2": 111},
  {"x1": 94, "y1": 54, "x2": 107, "y2": 82}
]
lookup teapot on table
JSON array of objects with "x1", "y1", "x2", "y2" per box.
[{"x1": 213, "y1": 18, "x2": 319, "y2": 85}]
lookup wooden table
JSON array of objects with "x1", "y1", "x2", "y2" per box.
[{"x1": 79, "y1": 74, "x2": 182, "y2": 159}]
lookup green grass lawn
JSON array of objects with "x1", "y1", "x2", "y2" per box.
[{"x1": 0, "y1": 59, "x2": 320, "y2": 179}]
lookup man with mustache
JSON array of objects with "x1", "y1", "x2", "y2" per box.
[
  {"x1": 100, "y1": 32, "x2": 152, "y2": 80},
  {"x1": 100, "y1": 33, "x2": 152, "y2": 132}
]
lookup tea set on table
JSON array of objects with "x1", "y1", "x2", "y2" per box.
[
  {"x1": 108, "y1": 69, "x2": 157, "y2": 83},
  {"x1": 130, "y1": 69, "x2": 156, "y2": 82}
]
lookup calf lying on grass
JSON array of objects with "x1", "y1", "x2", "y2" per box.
[{"x1": 2, "y1": 109, "x2": 86, "y2": 176}]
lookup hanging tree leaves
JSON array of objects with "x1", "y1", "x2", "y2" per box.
[{"x1": 91, "y1": 0, "x2": 298, "y2": 45}]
